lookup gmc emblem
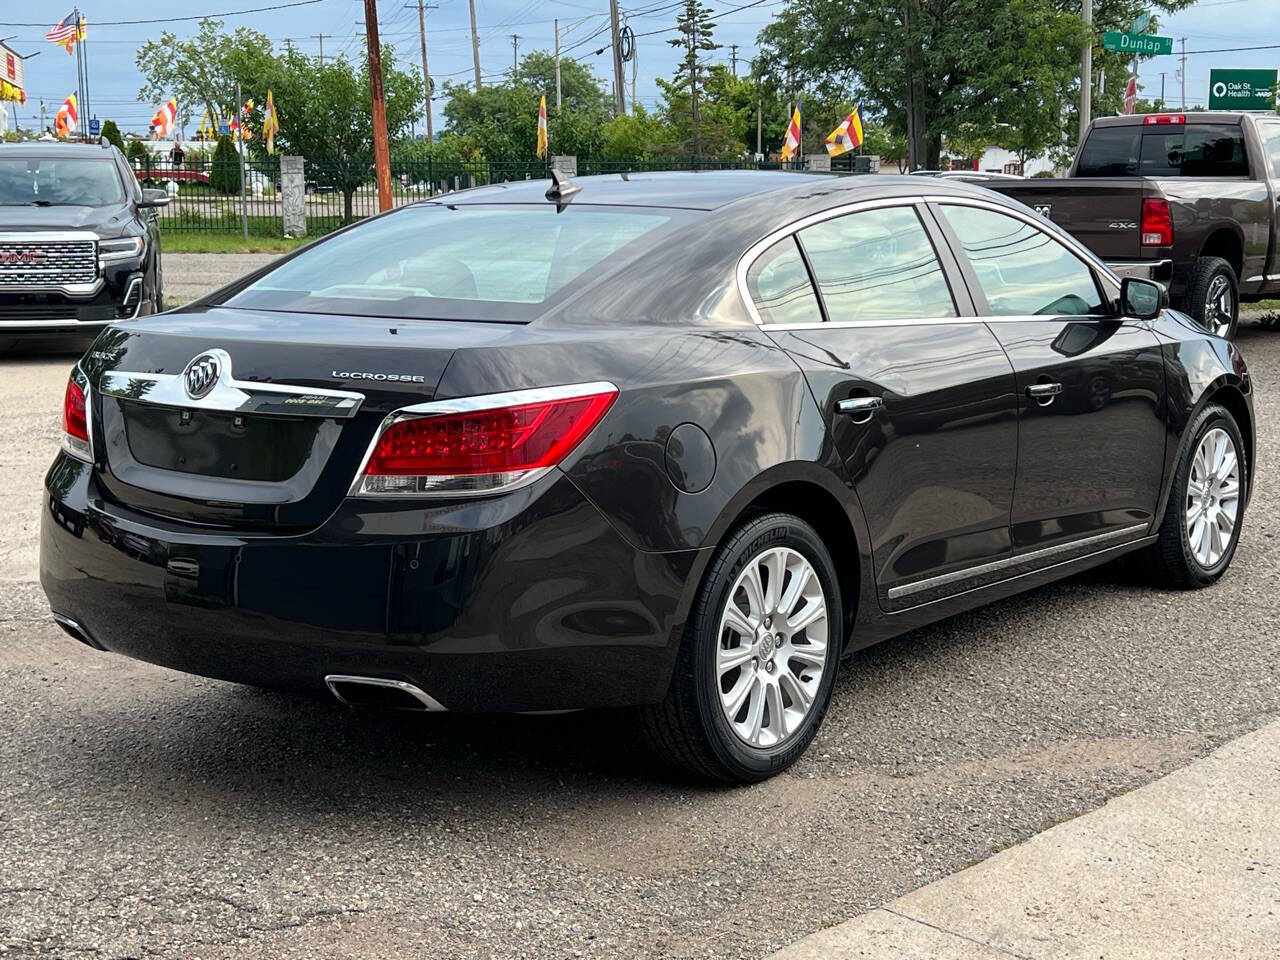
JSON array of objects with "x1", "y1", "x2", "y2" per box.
[{"x1": 0, "y1": 250, "x2": 47, "y2": 266}]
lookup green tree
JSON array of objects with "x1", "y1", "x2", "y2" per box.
[
  {"x1": 514, "y1": 52, "x2": 610, "y2": 117},
  {"x1": 259, "y1": 48, "x2": 421, "y2": 221},
  {"x1": 755, "y1": 0, "x2": 1192, "y2": 169},
  {"x1": 100, "y1": 120, "x2": 125, "y2": 151},
  {"x1": 666, "y1": 0, "x2": 720, "y2": 155},
  {"x1": 125, "y1": 139, "x2": 148, "y2": 164},
  {"x1": 136, "y1": 17, "x2": 277, "y2": 133},
  {"x1": 599, "y1": 106, "x2": 675, "y2": 163},
  {"x1": 209, "y1": 135, "x2": 240, "y2": 194}
]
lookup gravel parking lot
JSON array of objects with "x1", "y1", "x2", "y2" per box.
[{"x1": 2, "y1": 283, "x2": 1279, "y2": 958}]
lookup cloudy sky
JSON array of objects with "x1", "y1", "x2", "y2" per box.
[{"x1": 5, "y1": 0, "x2": 1278, "y2": 138}]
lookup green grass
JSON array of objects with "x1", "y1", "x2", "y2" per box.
[
  {"x1": 1247, "y1": 299, "x2": 1280, "y2": 312},
  {"x1": 160, "y1": 232, "x2": 308, "y2": 254}
]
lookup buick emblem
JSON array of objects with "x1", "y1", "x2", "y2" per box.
[{"x1": 183, "y1": 353, "x2": 221, "y2": 400}]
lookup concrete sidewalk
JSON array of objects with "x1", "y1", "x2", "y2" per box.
[{"x1": 772, "y1": 719, "x2": 1280, "y2": 959}]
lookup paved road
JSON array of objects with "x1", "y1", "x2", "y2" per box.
[
  {"x1": 2, "y1": 309, "x2": 1279, "y2": 958},
  {"x1": 165, "y1": 253, "x2": 281, "y2": 306}
]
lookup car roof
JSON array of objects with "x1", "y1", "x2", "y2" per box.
[
  {"x1": 431, "y1": 169, "x2": 996, "y2": 212},
  {"x1": 0, "y1": 141, "x2": 119, "y2": 158}
]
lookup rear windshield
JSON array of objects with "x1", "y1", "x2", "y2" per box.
[
  {"x1": 1076, "y1": 123, "x2": 1249, "y2": 177},
  {"x1": 224, "y1": 203, "x2": 688, "y2": 321},
  {"x1": 0, "y1": 157, "x2": 125, "y2": 206}
]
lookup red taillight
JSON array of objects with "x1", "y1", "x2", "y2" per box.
[
  {"x1": 61, "y1": 376, "x2": 92, "y2": 462},
  {"x1": 354, "y1": 384, "x2": 617, "y2": 497},
  {"x1": 1143, "y1": 113, "x2": 1185, "y2": 125},
  {"x1": 1141, "y1": 198, "x2": 1173, "y2": 246}
]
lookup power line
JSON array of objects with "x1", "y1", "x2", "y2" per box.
[{"x1": 0, "y1": 0, "x2": 326, "y2": 27}]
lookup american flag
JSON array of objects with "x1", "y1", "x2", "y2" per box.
[{"x1": 45, "y1": 13, "x2": 84, "y2": 52}]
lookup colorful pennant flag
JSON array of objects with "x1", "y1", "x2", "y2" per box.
[
  {"x1": 151, "y1": 97, "x2": 177, "y2": 139},
  {"x1": 825, "y1": 104, "x2": 865, "y2": 157},
  {"x1": 779, "y1": 98, "x2": 802, "y2": 163},
  {"x1": 1122, "y1": 76, "x2": 1138, "y2": 115},
  {"x1": 45, "y1": 12, "x2": 86, "y2": 55},
  {"x1": 262, "y1": 90, "x2": 280, "y2": 155},
  {"x1": 536, "y1": 94, "x2": 548, "y2": 159},
  {"x1": 54, "y1": 93, "x2": 77, "y2": 138},
  {"x1": 229, "y1": 99, "x2": 254, "y2": 141}
]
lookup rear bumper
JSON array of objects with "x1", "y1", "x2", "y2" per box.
[
  {"x1": 39, "y1": 455, "x2": 698, "y2": 712},
  {"x1": 1106, "y1": 258, "x2": 1174, "y2": 285}
]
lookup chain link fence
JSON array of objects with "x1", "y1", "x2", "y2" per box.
[{"x1": 139, "y1": 155, "x2": 812, "y2": 238}]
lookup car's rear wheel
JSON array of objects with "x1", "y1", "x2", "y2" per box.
[
  {"x1": 1183, "y1": 256, "x2": 1238, "y2": 340},
  {"x1": 1148, "y1": 403, "x2": 1246, "y2": 588},
  {"x1": 639, "y1": 512, "x2": 842, "y2": 783}
]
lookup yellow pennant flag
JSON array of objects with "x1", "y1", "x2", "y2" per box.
[
  {"x1": 536, "y1": 94, "x2": 548, "y2": 159},
  {"x1": 263, "y1": 89, "x2": 280, "y2": 155}
]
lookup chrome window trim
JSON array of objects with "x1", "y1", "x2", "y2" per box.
[
  {"x1": 98, "y1": 348, "x2": 365, "y2": 420},
  {"x1": 886, "y1": 522, "x2": 1150, "y2": 601},
  {"x1": 736, "y1": 193, "x2": 1125, "y2": 329},
  {"x1": 348, "y1": 380, "x2": 619, "y2": 499}
]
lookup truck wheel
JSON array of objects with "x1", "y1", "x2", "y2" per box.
[{"x1": 1182, "y1": 256, "x2": 1238, "y2": 340}]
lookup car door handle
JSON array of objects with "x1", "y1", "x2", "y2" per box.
[
  {"x1": 1026, "y1": 382, "x2": 1064, "y2": 406},
  {"x1": 835, "y1": 396, "x2": 884, "y2": 423}
]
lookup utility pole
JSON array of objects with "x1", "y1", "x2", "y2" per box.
[
  {"x1": 1079, "y1": 0, "x2": 1092, "y2": 142},
  {"x1": 406, "y1": 2, "x2": 435, "y2": 140},
  {"x1": 1180, "y1": 37, "x2": 1187, "y2": 109},
  {"x1": 554, "y1": 18, "x2": 562, "y2": 110},
  {"x1": 39, "y1": 98, "x2": 45, "y2": 136},
  {"x1": 363, "y1": 0, "x2": 393, "y2": 212},
  {"x1": 608, "y1": 0, "x2": 625, "y2": 116},
  {"x1": 311, "y1": 32, "x2": 328, "y2": 65},
  {"x1": 468, "y1": 0, "x2": 482, "y2": 91},
  {"x1": 283, "y1": 38, "x2": 294, "y2": 53},
  {"x1": 729, "y1": 43, "x2": 738, "y2": 76},
  {"x1": 511, "y1": 34, "x2": 520, "y2": 75},
  {"x1": 756, "y1": 98, "x2": 761, "y2": 156},
  {"x1": 1160, "y1": 71, "x2": 1166, "y2": 106}
]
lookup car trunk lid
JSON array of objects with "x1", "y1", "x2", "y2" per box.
[{"x1": 82, "y1": 307, "x2": 515, "y2": 531}]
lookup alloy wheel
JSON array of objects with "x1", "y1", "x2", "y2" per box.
[
  {"x1": 1185, "y1": 426, "x2": 1241, "y2": 569},
  {"x1": 716, "y1": 546, "x2": 829, "y2": 748},
  {"x1": 1205, "y1": 275, "x2": 1235, "y2": 338}
]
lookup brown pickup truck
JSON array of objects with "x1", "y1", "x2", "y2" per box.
[{"x1": 987, "y1": 111, "x2": 1280, "y2": 339}]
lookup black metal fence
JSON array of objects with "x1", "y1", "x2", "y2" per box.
[{"x1": 133, "y1": 154, "x2": 805, "y2": 238}]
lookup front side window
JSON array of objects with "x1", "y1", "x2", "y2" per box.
[
  {"x1": 939, "y1": 205, "x2": 1104, "y2": 316},
  {"x1": 225, "y1": 203, "x2": 686, "y2": 321},
  {"x1": 798, "y1": 206, "x2": 957, "y2": 322},
  {"x1": 745, "y1": 237, "x2": 823, "y2": 325},
  {"x1": 0, "y1": 157, "x2": 125, "y2": 206}
]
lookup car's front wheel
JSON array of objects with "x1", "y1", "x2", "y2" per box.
[
  {"x1": 1148, "y1": 403, "x2": 1247, "y2": 588},
  {"x1": 640, "y1": 512, "x2": 842, "y2": 783}
]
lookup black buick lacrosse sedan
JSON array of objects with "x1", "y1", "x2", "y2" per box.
[{"x1": 41, "y1": 172, "x2": 1253, "y2": 782}]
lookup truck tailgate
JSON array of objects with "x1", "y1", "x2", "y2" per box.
[{"x1": 986, "y1": 178, "x2": 1148, "y2": 261}]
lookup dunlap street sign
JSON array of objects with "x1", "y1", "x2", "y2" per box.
[{"x1": 1102, "y1": 31, "x2": 1174, "y2": 56}]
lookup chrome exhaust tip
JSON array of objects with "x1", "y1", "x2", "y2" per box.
[
  {"x1": 52, "y1": 613, "x2": 104, "y2": 651},
  {"x1": 324, "y1": 674, "x2": 447, "y2": 712}
]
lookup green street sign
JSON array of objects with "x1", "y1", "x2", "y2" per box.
[
  {"x1": 1102, "y1": 31, "x2": 1174, "y2": 56},
  {"x1": 1207, "y1": 68, "x2": 1278, "y2": 110}
]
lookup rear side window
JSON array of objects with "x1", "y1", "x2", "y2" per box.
[
  {"x1": 225, "y1": 204, "x2": 687, "y2": 321},
  {"x1": 939, "y1": 205, "x2": 1104, "y2": 316},
  {"x1": 1077, "y1": 123, "x2": 1249, "y2": 177},
  {"x1": 798, "y1": 206, "x2": 956, "y2": 322},
  {"x1": 745, "y1": 237, "x2": 823, "y2": 325}
]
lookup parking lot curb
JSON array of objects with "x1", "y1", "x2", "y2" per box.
[{"x1": 769, "y1": 718, "x2": 1280, "y2": 959}]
